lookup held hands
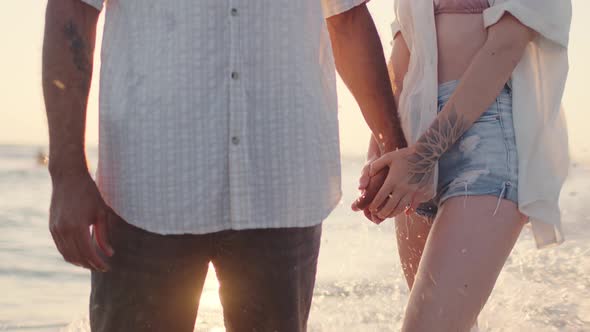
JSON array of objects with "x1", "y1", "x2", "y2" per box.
[
  {"x1": 49, "y1": 173, "x2": 116, "y2": 272},
  {"x1": 351, "y1": 158, "x2": 388, "y2": 224},
  {"x1": 352, "y1": 146, "x2": 435, "y2": 221}
]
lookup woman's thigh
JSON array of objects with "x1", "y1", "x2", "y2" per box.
[{"x1": 402, "y1": 195, "x2": 526, "y2": 332}]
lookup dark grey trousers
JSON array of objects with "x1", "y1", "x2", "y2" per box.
[{"x1": 90, "y1": 216, "x2": 322, "y2": 332}]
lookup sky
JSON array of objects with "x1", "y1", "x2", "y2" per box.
[{"x1": 1, "y1": 1, "x2": 589, "y2": 157}]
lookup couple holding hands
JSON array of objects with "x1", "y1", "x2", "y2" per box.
[{"x1": 43, "y1": 0, "x2": 571, "y2": 331}]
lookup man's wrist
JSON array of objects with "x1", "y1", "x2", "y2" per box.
[
  {"x1": 48, "y1": 152, "x2": 90, "y2": 182},
  {"x1": 377, "y1": 138, "x2": 405, "y2": 154},
  {"x1": 375, "y1": 127, "x2": 407, "y2": 154},
  {"x1": 366, "y1": 151, "x2": 380, "y2": 162},
  {"x1": 49, "y1": 163, "x2": 90, "y2": 181}
]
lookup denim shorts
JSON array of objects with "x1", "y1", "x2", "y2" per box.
[{"x1": 415, "y1": 80, "x2": 519, "y2": 219}]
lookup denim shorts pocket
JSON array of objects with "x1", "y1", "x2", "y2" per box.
[
  {"x1": 474, "y1": 103, "x2": 501, "y2": 123},
  {"x1": 496, "y1": 93, "x2": 512, "y2": 106}
]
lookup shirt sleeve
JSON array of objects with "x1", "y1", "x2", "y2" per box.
[
  {"x1": 391, "y1": 18, "x2": 401, "y2": 39},
  {"x1": 79, "y1": 0, "x2": 105, "y2": 11},
  {"x1": 321, "y1": 0, "x2": 369, "y2": 19},
  {"x1": 483, "y1": 0, "x2": 571, "y2": 48}
]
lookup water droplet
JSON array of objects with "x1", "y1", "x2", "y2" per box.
[{"x1": 53, "y1": 79, "x2": 66, "y2": 90}]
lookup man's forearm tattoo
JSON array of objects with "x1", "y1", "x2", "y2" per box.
[
  {"x1": 406, "y1": 104, "x2": 470, "y2": 185},
  {"x1": 63, "y1": 21, "x2": 91, "y2": 90}
]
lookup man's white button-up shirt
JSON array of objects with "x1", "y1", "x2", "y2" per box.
[{"x1": 80, "y1": 0, "x2": 367, "y2": 234}]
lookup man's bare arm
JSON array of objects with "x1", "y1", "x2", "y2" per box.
[
  {"x1": 326, "y1": 4, "x2": 407, "y2": 153},
  {"x1": 43, "y1": 0, "x2": 97, "y2": 176},
  {"x1": 43, "y1": 0, "x2": 114, "y2": 271},
  {"x1": 352, "y1": 32, "x2": 411, "y2": 219}
]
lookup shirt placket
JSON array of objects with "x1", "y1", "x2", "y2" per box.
[{"x1": 228, "y1": 1, "x2": 249, "y2": 226}]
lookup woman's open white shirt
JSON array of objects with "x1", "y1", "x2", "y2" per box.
[{"x1": 391, "y1": 0, "x2": 572, "y2": 248}]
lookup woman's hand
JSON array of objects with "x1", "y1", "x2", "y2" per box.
[{"x1": 367, "y1": 146, "x2": 435, "y2": 219}]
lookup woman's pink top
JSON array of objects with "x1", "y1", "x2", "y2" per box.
[{"x1": 434, "y1": 0, "x2": 490, "y2": 14}]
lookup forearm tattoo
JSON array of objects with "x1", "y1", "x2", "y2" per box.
[
  {"x1": 63, "y1": 21, "x2": 91, "y2": 91},
  {"x1": 406, "y1": 104, "x2": 470, "y2": 185}
]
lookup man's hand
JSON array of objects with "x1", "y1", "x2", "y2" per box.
[
  {"x1": 351, "y1": 160, "x2": 388, "y2": 224},
  {"x1": 49, "y1": 173, "x2": 115, "y2": 271}
]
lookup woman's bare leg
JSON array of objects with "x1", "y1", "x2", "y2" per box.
[
  {"x1": 401, "y1": 196, "x2": 526, "y2": 332},
  {"x1": 395, "y1": 213, "x2": 433, "y2": 289},
  {"x1": 395, "y1": 211, "x2": 481, "y2": 331}
]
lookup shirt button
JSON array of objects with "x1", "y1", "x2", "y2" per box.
[
  {"x1": 231, "y1": 136, "x2": 240, "y2": 145},
  {"x1": 230, "y1": 8, "x2": 238, "y2": 16},
  {"x1": 231, "y1": 71, "x2": 239, "y2": 80}
]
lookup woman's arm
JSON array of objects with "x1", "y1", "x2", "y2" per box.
[
  {"x1": 368, "y1": 13, "x2": 536, "y2": 217},
  {"x1": 390, "y1": 32, "x2": 410, "y2": 110}
]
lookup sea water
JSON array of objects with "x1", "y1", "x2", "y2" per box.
[{"x1": 0, "y1": 145, "x2": 588, "y2": 331}]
